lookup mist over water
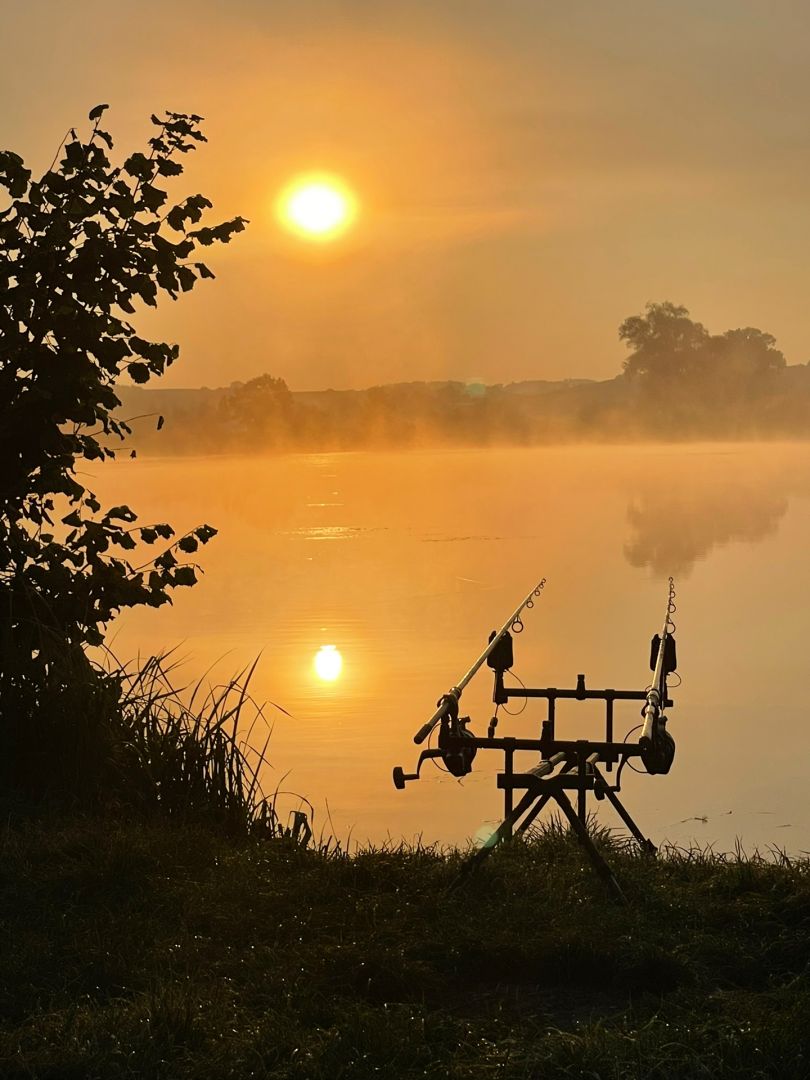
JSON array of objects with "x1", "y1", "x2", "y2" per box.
[{"x1": 95, "y1": 444, "x2": 810, "y2": 853}]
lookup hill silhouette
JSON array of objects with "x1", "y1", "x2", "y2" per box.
[{"x1": 116, "y1": 304, "x2": 810, "y2": 454}]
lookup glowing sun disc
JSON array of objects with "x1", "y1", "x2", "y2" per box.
[
  {"x1": 314, "y1": 644, "x2": 343, "y2": 682},
  {"x1": 276, "y1": 174, "x2": 357, "y2": 242}
]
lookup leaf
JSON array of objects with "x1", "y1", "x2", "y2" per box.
[
  {"x1": 189, "y1": 226, "x2": 215, "y2": 245},
  {"x1": 177, "y1": 536, "x2": 198, "y2": 553},
  {"x1": 173, "y1": 566, "x2": 197, "y2": 587},
  {"x1": 166, "y1": 205, "x2": 187, "y2": 232},
  {"x1": 140, "y1": 183, "x2": 167, "y2": 212},
  {"x1": 89, "y1": 103, "x2": 109, "y2": 121},
  {"x1": 107, "y1": 505, "x2": 137, "y2": 522},
  {"x1": 128, "y1": 362, "x2": 150, "y2": 383},
  {"x1": 123, "y1": 152, "x2": 153, "y2": 181},
  {"x1": 156, "y1": 158, "x2": 183, "y2": 177},
  {"x1": 0, "y1": 150, "x2": 32, "y2": 198},
  {"x1": 177, "y1": 265, "x2": 196, "y2": 292}
]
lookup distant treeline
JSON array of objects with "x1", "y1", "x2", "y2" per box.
[{"x1": 118, "y1": 303, "x2": 810, "y2": 453}]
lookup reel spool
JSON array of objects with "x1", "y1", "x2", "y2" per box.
[
  {"x1": 437, "y1": 694, "x2": 477, "y2": 777},
  {"x1": 639, "y1": 726, "x2": 676, "y2": 775},
  {"x1": 438, "y1": 717, "x2": 477, "y2": 777}
]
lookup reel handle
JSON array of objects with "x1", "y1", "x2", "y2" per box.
[
  {"x1": 414, "y1": 720, "x2": 436, "y2": 745},
  {"x1": 393, "y1": 766, "x2": 418, "y2": 789}
]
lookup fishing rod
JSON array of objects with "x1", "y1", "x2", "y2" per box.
[
  {"x1": 412, "y1": 578, "x2": 546, "y2": 745},
  {"x1": 393, "y1": 579, "x2": 546, "y2": 789},
  {"x1": 638, "y1": 577, "x2": 677, "y2": 775}
]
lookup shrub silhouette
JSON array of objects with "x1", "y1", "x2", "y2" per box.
[{"x1": 0, "y1": 106, "x2": 246, "y2": 802}]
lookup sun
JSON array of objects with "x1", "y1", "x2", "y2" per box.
[
  {"x1": 313, "y1": 644, "x2": 343, "y2": 682},
  {"x1": 276, "y1": 173, "x2": 357, "y2": 242}
]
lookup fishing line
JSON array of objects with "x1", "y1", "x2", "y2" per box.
[{"x1": 501, "y1": 669, "x2": 528, "y2": 716}]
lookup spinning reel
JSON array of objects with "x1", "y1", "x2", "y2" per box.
[
  {"x1": 638, "y1": 597, "x2": 678, "y2": 776},
  {"x1": 392, "y1": 692, "x2": 477, "y2": 788}
]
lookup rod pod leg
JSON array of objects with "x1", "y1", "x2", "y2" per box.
[
  {"x1": 451, "y1": 788, "x2": 540, "y2": 889},
  {"x1": 593, "y1": 767, "x2": 657, "y2": 856},
  {"x1": 553, "y1": 789, "x2": 627, "y2": 905}
]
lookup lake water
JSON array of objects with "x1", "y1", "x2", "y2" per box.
[{"x1": 94, "y1": 444, "x2": 810, "y2": 854}]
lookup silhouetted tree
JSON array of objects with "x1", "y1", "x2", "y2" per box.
[
  {"x1": 620, "y1": 302, "x2": 710, "y2": 383},
  {"x1": 218, "y1": 374, "x2": 294, "y2": 445},
  {"x1": 0, "y1": 105, "x2": 245, "y2": 798},
  {"x1": 618, "y1": 303, "x2": 794, "y2": 435},
  {"x1": 712, "y1": 327, "x2": 785, "y2": 392}
]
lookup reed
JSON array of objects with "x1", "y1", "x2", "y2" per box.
[
  {"x1": 112, "y1": 652, "x2": 282, "y2": 832},
  {"x1": 1, "y1": 643, "x2": 295, "y2": 836}
]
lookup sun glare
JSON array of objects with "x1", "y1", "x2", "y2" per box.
[
  {"x1": 277, "y1": 174, "x2": 357, "y2": 242},
  {"x1": 314, "y1": 644, "x2": 343, "y2": 682}
]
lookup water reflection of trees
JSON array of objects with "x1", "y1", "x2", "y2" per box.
[{"x1": 624, "y1": 478, "x2": 790, "y2": 577}]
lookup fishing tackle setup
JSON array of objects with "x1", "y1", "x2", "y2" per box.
[{"x1": 393, "y1": 578, "x2": 679, "y2": 900}]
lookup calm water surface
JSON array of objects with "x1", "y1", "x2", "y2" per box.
[{"x1": 95, "y1": 444, "x2": 810, "y2": 853}]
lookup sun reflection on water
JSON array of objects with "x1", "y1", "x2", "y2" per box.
[{"x1": 314, "y1": 644, "x2": 343, "y2": 682}]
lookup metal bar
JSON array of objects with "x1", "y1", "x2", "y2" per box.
[
  {"x1": 528, "y1": 751, "x2": 567, "y2": 778},
  {"x1": 499, "y1": 773, "x2": 599, "y2": 791},
  {"x1": 503, "y1": 744, "x2": 515, "y2": 839},
  {"x1": 413, "y1": 578, "x2": 546, "y2": 744},
  {"x1": 472, "y1": 736, "x2": 643, "y2": 756},
  {"x1": 577, "y1": 748, "x2": 588, "y2": 823},
  {"x1": 504, "y1": 688, "x2": 672, "y2": 705}
]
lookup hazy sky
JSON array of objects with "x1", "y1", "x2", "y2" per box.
[{"x1": 4, "y1": 1, "x2": 810, "y2": 389}]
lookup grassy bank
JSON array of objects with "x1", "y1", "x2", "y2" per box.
[{"x1": 2, "y1": 821, "x2": 810, "y2": 1079}]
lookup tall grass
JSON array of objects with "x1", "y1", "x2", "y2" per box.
[
  {"x1": 113, "y1": 652, "x2": 288, "y2": 833},
  {"x1": 2, "y1": 643, "x2": 303, "y2": 837}
]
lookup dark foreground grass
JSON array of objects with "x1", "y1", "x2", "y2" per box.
[{"x1": 2, "y1": 820, "x2": 810, "y2": 1079}]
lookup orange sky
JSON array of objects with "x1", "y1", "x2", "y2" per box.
[{"x1": 4, "y1": 1, "x2": 810, "y2": 389}]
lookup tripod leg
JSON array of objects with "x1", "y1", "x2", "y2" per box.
[
  {"x1": 593, "y1": 767, "x2": 657, "y2": 855},
  {"x1": 516, "y1": 764, "x2": 576, "y2": 836},
  {"x1": 515, "y1": 792, "x2": 552, "y2": 835},
  {"x1": 452, "y1": 787, "x2": 540, "y2": 887},
  {"x1": 553, "y1": 789, "x2": 627, "y2": 904}
]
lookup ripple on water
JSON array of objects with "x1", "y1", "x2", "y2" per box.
[{"x1": 285, "y1": 526, "x2": 363, "y2": 541}]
